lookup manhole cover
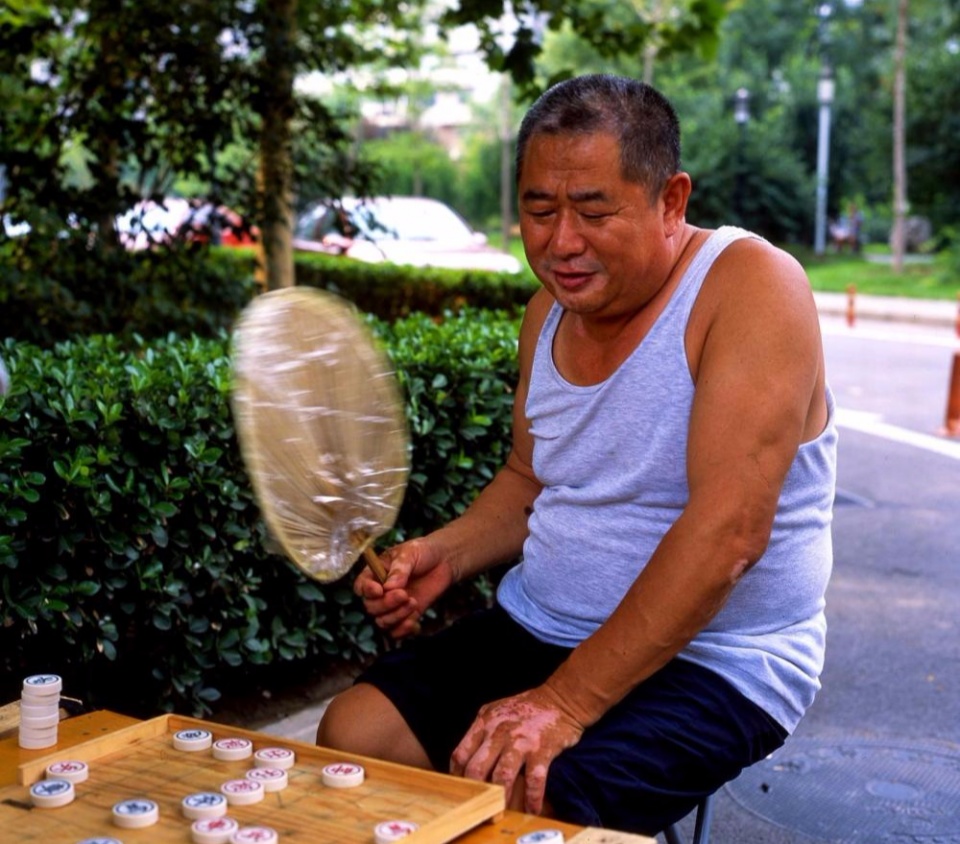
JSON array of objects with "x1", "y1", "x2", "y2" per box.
[{"x1": 725, "y1": 738, "x2": 960, "y2": 842}]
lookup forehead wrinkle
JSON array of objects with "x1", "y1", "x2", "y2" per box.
[
  {"x1": 520, "y1": 187, "x2": 554, "y2": 202},
  {"x1": 521, "y1": 187, "x2": 612, "y2": 203},
  {"x1": 568, "y1": 189, "x2": 610, "y2": 203}
]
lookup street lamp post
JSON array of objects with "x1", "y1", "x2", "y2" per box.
[
  {"x1": 733, "y1": 87, "x2": 749, "y2": 223},
  {"x1": 813, "y1": 64, "x2": 835, "y2": 255},
  {"x1": 813, "y1": 0, "x2": 836, "y2": 256}
]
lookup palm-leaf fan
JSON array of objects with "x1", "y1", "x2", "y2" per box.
[{"x1": 230, "y1": 287, "x2": 409, "y2": 584}]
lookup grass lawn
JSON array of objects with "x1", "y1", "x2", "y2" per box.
[{"x1": 786, "y1": 245, "x2": 958, "y2": 301}]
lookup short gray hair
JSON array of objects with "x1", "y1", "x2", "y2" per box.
[{"x1": 516, "y1": 74, "x2": 682, "y2": 200}]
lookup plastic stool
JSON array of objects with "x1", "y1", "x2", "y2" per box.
[{"x1": 661, "y1": 792, "x2": 715, "y2": 844}]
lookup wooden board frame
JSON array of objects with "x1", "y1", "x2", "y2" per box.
[{"x1": 2, "y1": 713, "x2": 505, "y2": 844}]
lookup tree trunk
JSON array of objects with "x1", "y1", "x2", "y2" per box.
[
  {"x1": 891, "y1": 0, "x2": 908, "y2": 273},
  {"x1": 92, "y1": 20, "x2": 123, "y2": 252},
  {"x1": 631, "y1": 0, "x2": 663, "y2": 85},
  {"x1": 257, "y1": 0, "x2": 297, "y2": 290},
  {"x1": 499, "y1": 74, "x2": 512, "y2": 253}
]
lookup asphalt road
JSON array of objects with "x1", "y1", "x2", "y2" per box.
[{"x1": 692, "y1": 316, "x2": 960, "y2": 844}]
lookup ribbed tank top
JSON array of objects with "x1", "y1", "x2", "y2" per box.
[{"x1": 496, "y1": 226, "x2": 838, "y2": 732}]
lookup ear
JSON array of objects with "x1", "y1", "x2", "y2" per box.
[{"x1": 661, "y1": 172, "x2": 692, "y2": 235}]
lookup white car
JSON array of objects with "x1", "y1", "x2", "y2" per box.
[{"x1": 294, "y1": 196, "x2": 523, "y2": 274}]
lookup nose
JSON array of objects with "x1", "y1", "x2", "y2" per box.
[{"x1": 550, "y1": 210, "x2": 586, "y2": 259}]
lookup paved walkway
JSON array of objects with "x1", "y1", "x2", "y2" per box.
[{"x1": 256, "y1": 698, "x2": 333, "y2": 744}]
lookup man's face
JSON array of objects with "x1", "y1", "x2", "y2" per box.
[{"x1": 518, "y1": 131, "x2": 671, "y2": 317}]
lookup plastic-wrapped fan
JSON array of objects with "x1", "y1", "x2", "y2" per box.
[{"x1": 231, "y1": 287, "x2": 409, "y2": 583}]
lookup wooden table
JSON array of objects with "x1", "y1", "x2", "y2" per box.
[{"x1": 1, "y1": 706, "x2": 654, "y2": 844}]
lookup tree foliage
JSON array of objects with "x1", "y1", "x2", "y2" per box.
[
  {"x1": 360, "y1": 135, "x2": 460, "y2": 207},
  {"x1": 0, "y1": 0, "x2": 431, "y2": 288},
  {"x1": 520, "y1": 0, "x2": 958, "y2": 244},
  {"x1": 442, "y1": 0, "x2": 727, "y2": 100},
  {"x1": 1, "y1": 2, "x2": 245, "y2": 239},
  {"x1": 1, "y1": 0, "x2": 727, "y2": 290},
  {"x1": 2, "y1": 0, "x2": 955, "y2": 296}
]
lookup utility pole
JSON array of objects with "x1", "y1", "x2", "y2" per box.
[
  {"x1": 891, "y1": 0, "x2": 909, "y2": 273},
  {"x1": 733, "y1": 88, "x2": 750, "y2": 225},
  {"x1": 813, "y1": 3, "x2": 835, "y2": 256},
  {"x1": 814, "y1": 63, "x2": 835, "y2": 256}
]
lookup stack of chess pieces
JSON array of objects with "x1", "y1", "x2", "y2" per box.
[{"x1": 18, "y1": 674, "x2": 62, "y2": 750}]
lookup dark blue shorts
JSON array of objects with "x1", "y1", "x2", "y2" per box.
[{"x1": 356, "y1": 604, "x2": 788, "y2": 835}]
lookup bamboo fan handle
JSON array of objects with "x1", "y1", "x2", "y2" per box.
[
  {"x1": 362, "y1": 546, "x2": 389, "y2": 583},
  {"x1": 360, "y1": 545, "x2": 421, "y2": 636}
]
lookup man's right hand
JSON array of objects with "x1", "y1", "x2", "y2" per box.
[{"x1": 354, "y1": 537, "x2": 456, "y2": 638}]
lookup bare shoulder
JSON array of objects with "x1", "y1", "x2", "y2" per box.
[
  {"x1": 522, "y1": 287, "x2": 555, "y2": 329},
  {"x1": 714, "y1": 236, "x2": 814, "y2": 309},
  {"x1": 517, "y1": 288, "x2": 555, "y2": 367},
  {"x1": 686, "y1": 235, "x2": 823, "y2": 384},
  {"x1": 691, "y1": 236, "x2": 817, "y2": 333}
]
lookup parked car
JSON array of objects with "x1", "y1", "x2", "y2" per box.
[
  {"x1": 116, "y1": 198, "x2": 257, "y2": 251},
  {"x1": 293, "y1": 196, "x2": 523, "y2": 274}
]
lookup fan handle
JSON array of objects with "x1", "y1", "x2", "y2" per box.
[
  {"x1": 361, "y1": 547, "x2": 389, "y2": 582},
  {"x1": 359, "y1": 545, "x2": 421, "y2": 635}
]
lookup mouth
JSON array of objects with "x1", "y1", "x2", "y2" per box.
[{"x1": 549, "y1": 267, "x2": 598, "y2": 292}]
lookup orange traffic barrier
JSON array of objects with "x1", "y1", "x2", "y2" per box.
[
  {"x1": 945, "y1": 351, "x2": 960, "y2": 437},
  {"x1": 846, "y1": 284, "x2": 856, "y2": 328}
]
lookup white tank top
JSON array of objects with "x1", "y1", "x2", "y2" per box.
[{"x1": 496, "y1": 226, "x2": 838, "y2": 731}]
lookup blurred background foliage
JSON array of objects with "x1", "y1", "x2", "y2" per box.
[{"x1": 2, "y1": 0, "x2": 956, "y2": 258}]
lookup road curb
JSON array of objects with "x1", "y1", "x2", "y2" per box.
[{"x1": 814, "y1": 292, "x2": 957, "y2": 329}]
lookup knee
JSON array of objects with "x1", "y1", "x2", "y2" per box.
[
  {"x1": 315, "y1": 682, "x2": 433, "y2": 769},
  {"x1": 315, "y1": 689, "x2": 361, "y2": 749}
]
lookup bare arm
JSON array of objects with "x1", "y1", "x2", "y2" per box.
[
  {"x1": 427, "y1": 290, "x2": 552, "y2": 582},
  {"x1": 355, "y1": 290, "x2": 552, "y2": 631}
]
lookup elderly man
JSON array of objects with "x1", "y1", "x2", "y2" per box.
[{"x1": 317, "y1": 74, "x2": 837, "y2": 836}]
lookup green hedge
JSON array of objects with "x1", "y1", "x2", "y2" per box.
[
  {"x1": 0, "y1": 237, "x2": 261, "y2": 347},
  {"x1": 0, "y1": 309, "x2": 521, "y2": 717},
  {"x1": 293, "y1": 249, "x2": 538, "y2": 322},
  {"x1": 0, "y1": 235, "x2": 536, "y2": 348}
]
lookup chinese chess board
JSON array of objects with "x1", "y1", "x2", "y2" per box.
[{"x1": 0, "y1": 713, "x2": 505, "y2": 844}]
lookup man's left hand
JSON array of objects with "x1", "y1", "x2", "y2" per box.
[{"x1": 449, "y1": 684, "x2": 585, "y2": 815}]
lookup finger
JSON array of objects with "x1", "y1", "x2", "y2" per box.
[
  {"x1": 390, "y1": 610, "x2": 423, "y2": 640},
  {"x1": 372, "y1": 595, "x2": 417, "y2": 630},
  {"x1": 489, "y1": 749, "x2": 525, "y2": 807},
  {"x1": 354, "y1": 569, "x2": 384, "y2": 599},
  {"x1": 380, "y1": 550, "x2": 415, "y2": 589},
  {"x1": 360, "y1": 585, "x2": 410, "y2": 619},
  {"x1": 450, "y1": 720, "x2": 487, "y2": 777},
  {"x1": 522, "y1": 759, "x2": 550, "y2": 816}
]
